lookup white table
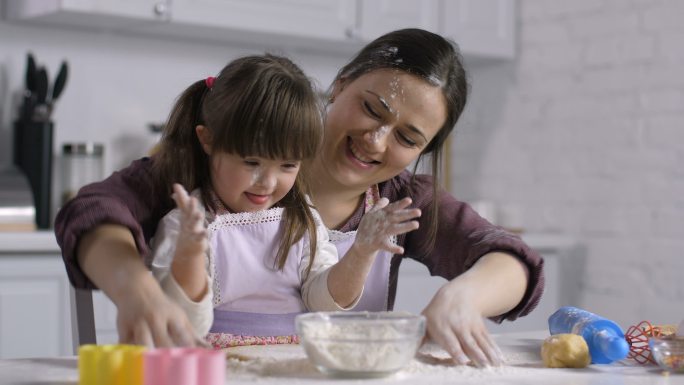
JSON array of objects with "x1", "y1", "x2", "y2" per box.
[{"x1": 0, "y1": 331, "x2": 677, "y2": 385}]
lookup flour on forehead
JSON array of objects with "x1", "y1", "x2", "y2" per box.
[{"x1": 388, "y1": 72, "x2": 406, "y2": 104}]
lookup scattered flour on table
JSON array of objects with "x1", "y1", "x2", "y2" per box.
[{"x1": 226, "y1": 343, "x2": 536, "y2": 381}]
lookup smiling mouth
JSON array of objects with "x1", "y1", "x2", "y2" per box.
[
  {"x1": 347, "y1": 137, "x2": 380, "y2": 165},
  {"x1": 245, "y1": 192, "x2": 269, "y2": 205}
]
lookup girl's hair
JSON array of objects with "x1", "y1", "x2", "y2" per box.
[
  {"x1": 154, "y1": 54, "x2": 324, "y2": 273},
  {"x1": 332, "y1": 28, "x2": 469, "y2": 253}
]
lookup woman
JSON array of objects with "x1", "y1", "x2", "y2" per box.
[{"x1": 55, "y1": 29, "x2": 543, "y2": 367}]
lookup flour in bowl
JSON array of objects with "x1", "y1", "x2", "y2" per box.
[{"x1": 299, "y1": 317, "x2": 422, "y2": 374}]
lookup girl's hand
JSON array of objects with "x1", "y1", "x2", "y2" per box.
[
  {"x1": 352, "y1": 197, "x2": 421, "y2": 256},
  {"x1": 171, "y1": 183, "x2": 207, "y2": 262},
  {"x1": 170, "y1": 183, "x2": 209, "y2": 301},
  {"x1": 421, "y1": 283, "x2": 505, "y2": 367}
]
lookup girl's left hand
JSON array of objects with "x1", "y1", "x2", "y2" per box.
[{"x1": 353, "y1": 197, "x2": 421, "y2": 255}]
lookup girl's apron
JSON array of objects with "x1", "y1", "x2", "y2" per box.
[{"x1": 207, "y1": 207, "x2": 306, "y2": 341}]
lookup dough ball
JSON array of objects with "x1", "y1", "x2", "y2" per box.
[{"x1": 541, "y1": 334, "x2": 591, "y2": 368}]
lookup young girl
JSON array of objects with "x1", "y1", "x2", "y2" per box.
[{"x1": 147, "y1": 54, "x2": 421, "y2": 348}]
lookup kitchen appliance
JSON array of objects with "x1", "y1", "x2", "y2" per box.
[
  {"x1": 0, "y1": 166, "x2": 36, "y2": 231},
  {"x1": 60, "y1": 143, "x2": 104, "y2": 205}
]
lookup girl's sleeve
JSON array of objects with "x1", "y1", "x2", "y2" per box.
[
  {"x1": 54, "y1": 157, "x2": 171, "y2": 289},
  {"x1": 149, "y1": 207, "x2": 214, "y2": 337},
  {"x1": 402, "y1": 174, "x2": 545, "y2": 323},
  {"x1": 300, "y1": 212, "x2": 362, "y2": 311}
]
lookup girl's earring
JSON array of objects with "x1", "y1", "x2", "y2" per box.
[{"x1": 328, "y1": 96, "x2": 335, "y2": 104}]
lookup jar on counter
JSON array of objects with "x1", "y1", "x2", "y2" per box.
[{"x1": 60, "y1": 143, "x2": 104, "y2": 205}]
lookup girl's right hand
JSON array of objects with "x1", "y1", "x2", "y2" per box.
[
  {"x1": 171, "y1": 183, "x2": 207, "y2": 262},
  {"x1": 170, "y1": 183, "x2": 210, "y2": 301},
  {"x1": 353, "y1": 197, "x2": 421, "y2": 256}
]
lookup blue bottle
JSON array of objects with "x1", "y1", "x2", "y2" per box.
[{"x1": 548, "y1": 306, "x2": 629, "y2": 364}]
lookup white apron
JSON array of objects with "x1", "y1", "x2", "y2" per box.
[{"x1": 208, "y1": 208, "x2": 305, "y2": 336}]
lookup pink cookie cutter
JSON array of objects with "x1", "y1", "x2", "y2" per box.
[{"x1": 144, "y1": 347, "x2": 225, "y2": 385}]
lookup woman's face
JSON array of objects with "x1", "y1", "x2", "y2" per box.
[{"x1": 321, "y1": 69, "x2": 447, "y2": 191}]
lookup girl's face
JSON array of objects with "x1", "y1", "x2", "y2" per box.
[
  {"x1": 321, "y1": 69, "x2": 447, "y2": 191},
  {"x1": 209, "y1": 152, "x2": 300, "y2": 213}
]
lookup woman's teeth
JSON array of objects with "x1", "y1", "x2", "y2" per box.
[{"x1": 349, "y1": 139, "x2": 377, "y2": 164}]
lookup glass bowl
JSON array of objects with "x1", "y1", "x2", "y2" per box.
[
  {"x1": 295, "y1": 311, "x2": 425, "y2": 378},
  {"x1": 649, "y1": 335, "x2": 684, "y2": 372}
]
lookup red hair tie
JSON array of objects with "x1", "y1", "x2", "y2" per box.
[{"x1": 205, "y1": 76, "x2": 215, "y2": 89}]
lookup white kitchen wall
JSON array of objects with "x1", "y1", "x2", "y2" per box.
[
  {"x1": 451, "y1": 0, "x2": 684, "y2": 327},
  {"x1": 0, "y1": 22, "x2": 344, "y2": 173}
]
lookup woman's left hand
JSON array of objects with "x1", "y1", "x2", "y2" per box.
[{"x1": 421, "y1": 282, "x2": 505, "y2": 367}]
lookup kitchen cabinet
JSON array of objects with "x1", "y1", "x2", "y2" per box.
[
  {"x1": 0, "y1": 254, "x2": 71, "y2": 358},
  {"x1": 356, "y1": 0, "x2": 440, "y2": 41},
  {"x1": 4, "y1": 0, "x2": 516, "y2": 60},
  {"x1": 4, "y1": 0, "x2": 171, "y2": 30},
  {"x1": 351, "y1": 0, "x2": 516, "y2": 60},
  {"x1": 171, "y1": 0, "x2": 356, "y2": 42},
  {"x1": 0, "y1": 231, "x2": 118, "y2": 358},
  {"x1": 441, "y1": 0, "x2": 516, "y2": 59}
]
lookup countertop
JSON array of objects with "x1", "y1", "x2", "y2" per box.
[
  {"x1": 0, "y1": 231, "x2": 575, "y2": 254},
  {"x1": 0, "y1": 230, "x2": 59, "y2": 253},
  {"x1": 0, "y1": 331, "x2": 675, "y2": 385}
]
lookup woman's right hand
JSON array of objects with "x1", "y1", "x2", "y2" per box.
[
  {"x1": 116, "y1": 274, "x2": 205, "y2": 347},
  {"x1": 77, "y1": 224, "x2": 205, "y2": 348}
]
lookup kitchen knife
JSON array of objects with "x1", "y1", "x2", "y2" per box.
[
  {"x1": 21, "y1": 53, "x2": 38, "y2": 123},
  {"x1": 47, "y1": 61, "x2": 68, "y2": 120},
  {"x1": 26, "y1": 53, "x2": 36, "y2": 93},
  {"x1": 34, "y1": 67, "x2": 49, "y2": 121},
  {"x1": 35, "y1": 67, "x2": 48, "y2": 104},
  {"x1": 52, "y1": 61, "x2": 68, "y2": 102}
]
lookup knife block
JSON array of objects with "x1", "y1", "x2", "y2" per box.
[{"x1": 13, "y1": 119, "x2": 53, "y2": 229}]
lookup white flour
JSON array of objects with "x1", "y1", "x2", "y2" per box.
[
  {"x1": 299, "y1": 319, "x2": 419, "y2": 373},
  {"x1": 226, "y1": 345, "x2": 534, "y2": 383}
]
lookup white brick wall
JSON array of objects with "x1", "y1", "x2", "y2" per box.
[{"x1": 451, "y1": 0, "x2": 684, "y2": 327}]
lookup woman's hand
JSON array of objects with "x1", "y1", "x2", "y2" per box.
[
  {"x1": 116, "y1": 274, "x2": 207, "y2": 348},
  {"x1": 77, "y1": 224, "x2": 206, "y2": 348},
  {"x1": 421, "y1": 283, "x2": 504, "y2": 367},
  {"x1": 420, "y1": 252, "x2": 528, "y2": 367},
  {"x1": 352, "y1": 197, "x2": 421, "y2": 255}
]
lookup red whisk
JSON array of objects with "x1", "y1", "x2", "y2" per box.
[{"x1": 625, "y1": 321, "x2": 676, "y2": 364}]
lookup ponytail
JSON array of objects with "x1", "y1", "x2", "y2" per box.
[{"x1": 153, "y1": 80, "x2": 211, "y2": 198}]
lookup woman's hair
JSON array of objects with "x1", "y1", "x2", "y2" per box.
[
  {"x1": 154, "y1": 54, "x2": 324, "y2": 272},
  {"x1": 332, "y1": 28, "x2": 469, "y2": 253}
]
